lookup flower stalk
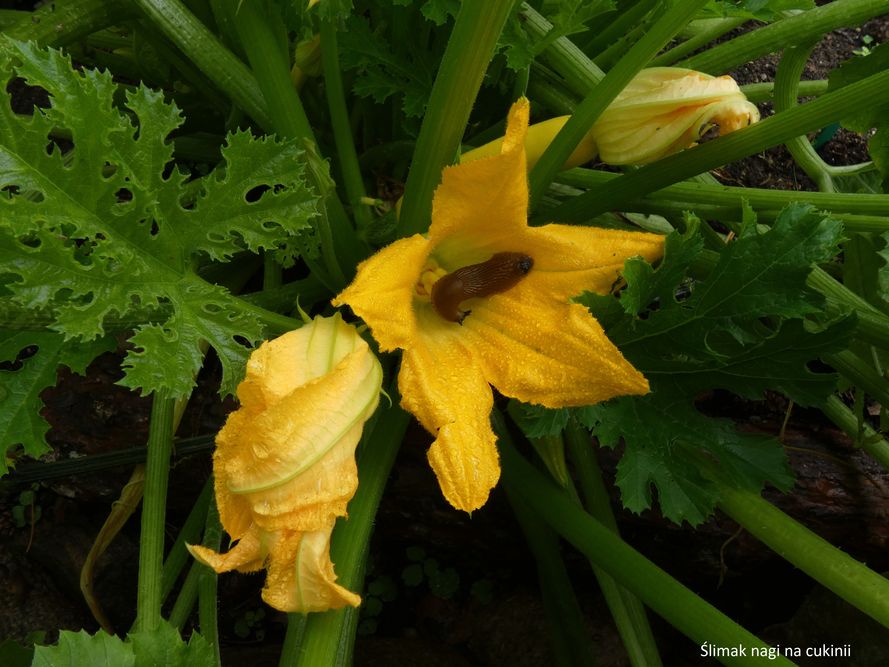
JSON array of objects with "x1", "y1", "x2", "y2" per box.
[
  {"x1": 544, "y1": 67, "x2": 889, "y2": 223},
  {"x1": 294, "y1": 391, "x2": 412, "y2": 667},
  {"x1": 528, "y1": 0, "x2": 711, "y2": 208},
  {"x1": 563, "y1": 421, "x2": 662, "y2": 667},
  {"x1": 499, "y1": 439, "x2": 795, "y2": 665},
  {"x1": 130, "y1": 0, "x2": 271, "y2": 128},
  {"x1": 399, "y1": 0, "x2": 516, "y2": 235},
  {"x1": 715, "y1": 480, "x2": 889, "y2": 628},
  {"x1": 133, "y1": 388, "x2": 177, "y2": 633},
  {"x1": 680, "y1": 0, "x2": 889, "y2": 74}
]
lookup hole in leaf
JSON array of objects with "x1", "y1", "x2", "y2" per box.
[
  {"x1": 150, "y1": 220, "x2": 160, "y2": 236},
  {"x1": 115, "y1": 188, "x2": 133, "y2": 203},
  {"x1": 0, "y1": 343, "x2": 39, "y2": 372},
  {"x1": 6, "y1": 77, "x2": 50, "y2": 115},
  {"x1": 203, "y1": 303, "x2": 222, "y2": 314},
  {"x1": 245, "y1": 184, "x2": 270, "y2": 203},
  {"x1": 19, "y1": 233, "x2": 41, "y2": 249}
]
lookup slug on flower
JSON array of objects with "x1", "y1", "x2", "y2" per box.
[{"x1": 431, "y1": 252, "x2": 533, "y2": 324}]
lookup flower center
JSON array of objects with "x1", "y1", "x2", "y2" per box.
[
  {"x1": 429, "y1": 252, "x2": 533, "y2": 324},
  {"x1": 416, "y1": 260, "x2": 448, "y2": 299}
]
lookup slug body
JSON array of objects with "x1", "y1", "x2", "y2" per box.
[{"x1": 431, "y1": 252, "x2": 533, "y2": 324}]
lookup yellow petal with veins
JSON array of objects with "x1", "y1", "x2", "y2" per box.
[
  {"x1": 459, "y1": 67, "x2": 758, "y2": 172},
  {"x1": 462, "y1": 284, "x2": 648, "y2": 406},
  {"x1": 399, "y1": 309, "x2": 500, "y2": 512},
  {"x1": 262, "y1": 523, "x2": 362, "y2": 613},
  {"x1": 592, "y1": 67, "x2": 759, "y2": 165}
]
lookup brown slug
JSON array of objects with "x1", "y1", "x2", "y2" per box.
[{"x1": 431, "y1": 252, "x2": 533, "y2": 324}]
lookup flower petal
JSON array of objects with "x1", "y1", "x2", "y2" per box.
[
  {"x1": 262, "y1": 525, "x2": 361, "y2": 613},
  {"x1": 592, "y1": 67, "x2": 759, "y2": 165},
  {"x1": 463, "y1": 285, "x2": 649, "y2": 407},
  {"x1": 399, "y1": 311, "x2": 499, "y2": 512},
  {"x1": 460, "y1": 115, "x2": 598, "y2": 171},
  {"x1": 192, "y1": 314, "x2": 382, "y2": 613},
  {"x1": 523, "y1": 224, "x2": 664, "y2": 301},
  {"x1": 222, "y1": 345, "x2": 379, "y2": 493},
  {"x1": 187, "y1": 524, "x2": 265, "y2": 573},
  {"x1": 333, "y1": 234, "x2": 429, "y2": 351},
  {"x1": 430, "y1": 99, "x2": 531, "y2": 269}
]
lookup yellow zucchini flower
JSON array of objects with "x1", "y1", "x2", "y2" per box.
[
  {"x1": 592, "y1": 67, "x2": 760, "y2": 165},
  {"x1": 188, "y1": 313, "x2": 382, "y2": 613},
  {"x1": 461, "y1": 67, "x2": 759, "y2": 168},
  {"x1": 334, "y1": 98, "x2": 663, "y2": 513}
]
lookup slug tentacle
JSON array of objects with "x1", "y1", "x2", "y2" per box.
[{"x1": 431, "y1": 252, "x2": 533, "y2": 324}]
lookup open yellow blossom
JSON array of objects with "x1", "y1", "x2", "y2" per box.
[
  {"x1": 188, "y1": 313, "x2": 382, "y2": 613},
  {"x1": 461, "y1": 67, "x2": 759, "y2": 168},
  {"x1": 334, "y1": 98, "x2": 663, "y2": 513}
]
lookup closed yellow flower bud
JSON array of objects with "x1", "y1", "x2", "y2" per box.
[
  {"x1": 188, "y1": 313, "x2": 383, "y2": 613},
  {"x1": 590, "y1": 67, "x2": 759, "y2": 165},
  {"x1": 461, "y1": 67, "x2": 758, "y2": 170}
]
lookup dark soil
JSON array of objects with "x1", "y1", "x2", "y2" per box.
[
  {"x1": 3, "y1": 12, "x2": 889, "y2": 667},
  {"x1": 719, "y1": 16, "x2": 889, "y2": 191}
]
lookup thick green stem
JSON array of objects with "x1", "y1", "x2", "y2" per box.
[
  {"x1": 133, "y1": 388, "x2": 176, "y2": 633},
  {"x1": 564, "y1": 422, "x2": 662, "y2": 667},
  {"x1": 520, "y1": 3, "x2": 604, "y2": 96},
  {"x1": 544, "y1": 67, "x2": 889, "y2": 223},
  {"x1": 680, "y1": 0, "x2": 889, "y2": 74},
  {"x1": 168, "y1": 561, "x2": 201, "y2": 630},
  {"x1": 809, "y1": 267, "x2": 889, "y2": 349},
  {"x1": 499, "y1": 441, "x2": 794, "y2": 666},
  {"x1": 161, "y1": 477, "x2": 213, "y2": 603},
  {"x1": 506, "y1": 488, "x2": 599, "y2": 667},
  {"x1": 130, "y1": 0, "x2": 271, "y2": 127},
  {"x1": 528, "y1": 69, "x2": 579, "y2": 115},
  {"x1": 399, "y1": 0, "x2": 516, "y2": 235},
  {"x1": 715, "y1": 481, "x2": 889, "y2": 628},
  {"x1": 228, "y1": 0, "x2": 311, "y2": 138},
  {"x1": 741, "y1": 79, "x2": 829, "y2": 104},
  {"x1": 198, "y1": 497, "x2": 222, "y2": 665},
  {"x1": 582, "y1": 0, "x2": 659, "y2": 58},
  {"x1": 527, "y1": 0, "x2": 711, "y2": 209},
  {"x1": 557, "y1": 168, "x2": 889, "y2": 220},
  {"x1": 774, "y1": 41, "x2": 837, "y2": 192},
  {"x1": 293, "y1": 392, "x2": 412, "y2": 667},
  {"x1": 821, "y1": 395, "x2": 889, "y2": 472},
  {"x1": 651, "y1": 17, "x2": 746, "y2": 67},
  {"x1": 221, "y1": 1, "x2": 352, "y2": 287},
  {"x1": 6, "y1": 0, "x2": 137, "y2": 46},
  {"x1": 279, "y1": 615, "x2": 307, "y2": 667},
  {"x1": 826, "y1": 349, "x2": 889, "y2": 408},
  {"x1": 321, "y1": 20, "x2": 371, "y2": 230}
]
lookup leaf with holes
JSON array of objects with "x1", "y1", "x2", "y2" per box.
[
  {"x1": 0, "y1": 38, "x2": 320, "y2": 399},
  {"x1": 0, "y1": 329, "x2": 114, "y2": 474}
]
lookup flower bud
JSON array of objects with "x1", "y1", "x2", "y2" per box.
[
  {"x1": 590, "y1": 67, "x2": 759, "y2": 165},
  {"x1": 188, "y1": 313, "x2": 383, "y2": 613},
  {"x1": 461, "y1": 67, "x2": 758, "y2": 170}
]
